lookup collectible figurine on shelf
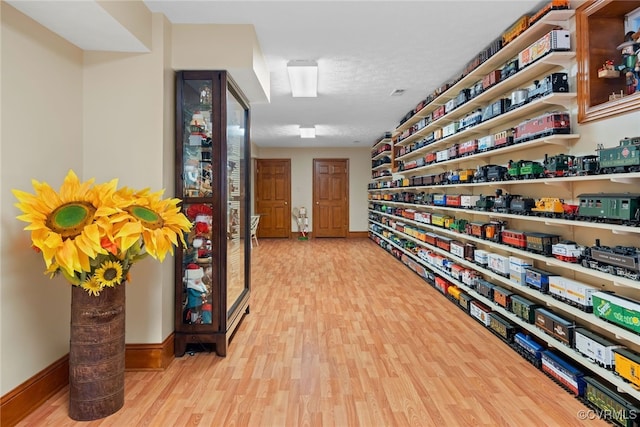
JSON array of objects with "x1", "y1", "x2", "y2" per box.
[
  {"x1": 199, "y1": 85, "x2": 212, "y2": 105},
  {"x1": 617, "y1": 30, "x2": 640, "y2": 94},
  {"x1": 184, "y1": 264, "x2": 210, "y2": 324}
]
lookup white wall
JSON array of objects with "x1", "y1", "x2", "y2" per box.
[
  {"x1": 1, "y1": 2, "x2": 84, "y2": 393},
  {"x1": 255, "y1": 147, "x2": 371, "y2": 232}
]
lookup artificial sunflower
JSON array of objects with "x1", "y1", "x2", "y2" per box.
[
  {"x1": 112, "y1": 188, "x2": 191, "y2": 262},
  {"x1": 81, "y1": 275, "x2": 104, "y2": 297},
  {"x1": 94, "y1": 259, "x2": 124, "y2": 287},
  {"x1": 13, "y1": 170, "x2": 118, "y2": 277},
  {"x1": 13, "y1": 170, "x2": 192, "y2": 296}
]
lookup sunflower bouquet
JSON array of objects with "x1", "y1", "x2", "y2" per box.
[{"x1": 12, "y1": 170, "x2": 192, "y2": 296}]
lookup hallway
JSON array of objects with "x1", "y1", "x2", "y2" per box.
[{"x1": 18, "y1": 238, "x2": 604, "y2": 426}]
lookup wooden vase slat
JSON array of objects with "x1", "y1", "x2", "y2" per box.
[{"x1": 68, "y1": 284, "x2": 125, "y2": 421}]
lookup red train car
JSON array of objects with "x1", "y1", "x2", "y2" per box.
[
  {"x1": 436, "y1": 236, "x2": 452, "y2": 252},
  {"x1": 501, "y1": 229, "x2": 527, "y2": 249},
  {"x1": 458, "y1": 139, "x2": 478, "y2": 156},
  {"x1": 446, "y1": 194, "x2": 462, "y2": 208},
  {"x1": 432, "y1": 105, "x2": 446, "y2": 120},
  {"x1": 434, "y1": 276, "x2": 451, "y2": 294},
  {"x1": 425, "y1": 152, "x2": 437, "y2": 164},
  {"x1": 482, "y1": 70, "x2": 502, "y2": 90},
  {"x1": 494, "y1": 128, "x2": 514, "y2": 147},
  {"x1": 513, "y1": 112, "x2": 571, "y2": 144}
]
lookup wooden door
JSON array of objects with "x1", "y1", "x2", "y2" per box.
[
  {"x1": 313, "y1": 159, "x2": 349, "y2": 238},
  {"x1": 255, "y1": 159, "x2": 291, "y2": 238}
]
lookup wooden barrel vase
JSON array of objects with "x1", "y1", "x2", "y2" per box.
[{"x1": 69, "y1": 284, "x2": 126, "y2": 421}]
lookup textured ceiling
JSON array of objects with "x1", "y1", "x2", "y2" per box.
[
  {"x1": 143, "y1": 0, "x2": 544, "y2": 148},
  {"x1": 11, "y1": 0, "x2": 548, "y2": 149}
]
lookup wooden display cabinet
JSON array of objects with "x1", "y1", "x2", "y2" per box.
[
  {"x1": 576, "y1": 0, "x2": 640, "y2": 122},
  {"x1": 174, "y1": 70, "x2": 251, "y2": 357}
]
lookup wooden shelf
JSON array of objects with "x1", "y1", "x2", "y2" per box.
[
  {"x1": 372, "y1": 150, "x2": 392, "y2": 161},
  {"x1": 395, "y1": 9, "x2": 575, "y2": 135},
  {"x1": 369, "y1": 224, "x2": 639, "y2": 400}
]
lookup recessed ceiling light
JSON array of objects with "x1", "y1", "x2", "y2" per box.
[
  {"x1": 390, "y1": 89, "x2": 405, "y2": 96},
  {"x1": 299, "y1": 126, "x2": 316, "y2": 138},
  {"x1": 287, "y1": 60, "x2": 318, "y2": 97}
]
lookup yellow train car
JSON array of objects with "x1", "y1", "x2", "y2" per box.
[
  {"x1": 532, "y1": 197, "x2": 564, "y2": 215},
  {"x1": 447, "y1": 284, "x2": 462, "y2": 301},
  {"x1": 502, "y1": 15, "x2": 530, "y2": 46},
  {"x1": 613, "y1": 348, "x2": 640, "y2": 388}
]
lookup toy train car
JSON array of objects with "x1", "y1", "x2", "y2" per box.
[
  {"x1": 518, "y1": 29, "x2": 571, "y2": 69},
  {"x1": 577, "y1": 193, "x2": 640, "y2": 225},
  {"x1": 597, "y1": 136, "x2": 640, "y2": 174},
  {"x1": 541, "y1": 350, "x2": 586, "y2": 396},
  {"x1": 528, "y1": 72, "x2": 569, "y2": 101},
  {"x1": 574, "y1": 327, "x2": 622, "y2": 369},
  {"x1": 529, "y1": 0, "x2": 570, "y2": 27},
  {"x1": 592, "y1": 292, "x2": 640, "y2": 335},
  {"x1": 525, "y1": 267, "x2": 559, "y2": 292},
  {"x1": 535, "y1": 307, "x2": 575, "y2": 347},
  {"x1": 511, "y1": 294, "x2": 541, "y2": 324},
  {"x1": 582, "y1": 239, "x2": 640, "y2": 280},
  {"x1": 548, "y1": 276, "x2": 598, "y2": 312},
  {"x1": 513, "y1": 332, "x2": 545, "y2": 368},
  {"x1": 513, "y1": 112, "x2": 571, "y2": 144},
  {"x1": 524, "y1": 232, "x2": 560, "y2": 256},
  {"x1": 469, "y1": 300, "x2": 492, "y2": 327},
  {"x1": 488, "y1": 312, "x2": 518, "y2": 343},
  {"x1": 507, "y1": 159, "x2": 545, "y2": 180},
  {"x1": 552, "y1": 240, "x2": 585, "y2": 263},
  {"x1": 583, "y1": 376, "x2": 640, "y2": 427},
  {"x1": 613, "y1": 348, "x2": 640, "y2": 388},
  {"x1": 502, "y1": 15, "x2": 530, "y2": 46}
]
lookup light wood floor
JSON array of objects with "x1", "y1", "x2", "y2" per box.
[{"x1": 18, "y1": 238, "x2": 605, "y2": 426}]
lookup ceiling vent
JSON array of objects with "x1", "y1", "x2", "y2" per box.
[{"x1": 390, "y1": 89, "x2": 405, "y2": 96}]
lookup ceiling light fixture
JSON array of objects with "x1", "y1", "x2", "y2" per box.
[
  {"x1": 287, "y1": 60, "x2": 318, "y2": 97},
  {"x1": 299, "y1": 126, "x2": 316, "y2": 138}
]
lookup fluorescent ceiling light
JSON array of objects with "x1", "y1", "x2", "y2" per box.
[
  {"x1": 300, "y1": 126, "x2": 316, "y2": 138},
  {"x1": 287, "y1": 60, "x2": 318, "y2": 97}
]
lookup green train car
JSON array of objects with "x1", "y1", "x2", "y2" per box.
[
  {"x1": 592, "y1": 291, "x2": 640, "y2": 335},
  {"x1": 583, "y1": 376, "x2": 640, "y2": 427},
  {"x1": 507, "y1": 159, "x2": 545, "y2": 179},
  {"x1": 597, "y1": 136, "x2": 640, "y2": 174},
  {"x1": 577, "y1": 193, "x2": 640, "y2": 225}
]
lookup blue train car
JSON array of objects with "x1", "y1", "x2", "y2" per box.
[
  {"x1": 513, "y1": 332, "x2": 544, "y2": 368},
  {"x1": 541, "y1": 351, "x2": 586, "y2": 396},
  {"x1": 432, "y1": 194, "x2": 447, "y2": 206},
  {"x1": 524, "y1": 267, "x2": 559, "y2": 293}
]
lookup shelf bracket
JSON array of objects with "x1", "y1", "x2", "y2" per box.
[
  {"x1": 542, "y1": 180, "x2": 571, "y2": 190},
  {"x1": 612, "y1": 229, "x2": 631, "y2": 235},
  {"x1": 610, "y1": 177, "x2": 640, "y2": 184}
]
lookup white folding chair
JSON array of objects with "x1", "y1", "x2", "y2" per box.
[{"x1": 250, "y1": 215, "x2": 260, "y2": 248}]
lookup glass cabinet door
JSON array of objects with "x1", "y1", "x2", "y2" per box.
[
  {"x1": 225, "y1": 83, "x2": 250, "y2": 318},
  {"x1": 177, "y1": 77, "x2": 219, "y2": 329}
]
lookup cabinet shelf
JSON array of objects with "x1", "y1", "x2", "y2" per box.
[
  {"x1": 394, "y1": 9, "x2": 575, "y2": 135},
  {"x1": 369, "y1": 225, "x2": 639, "y2": 400}
]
